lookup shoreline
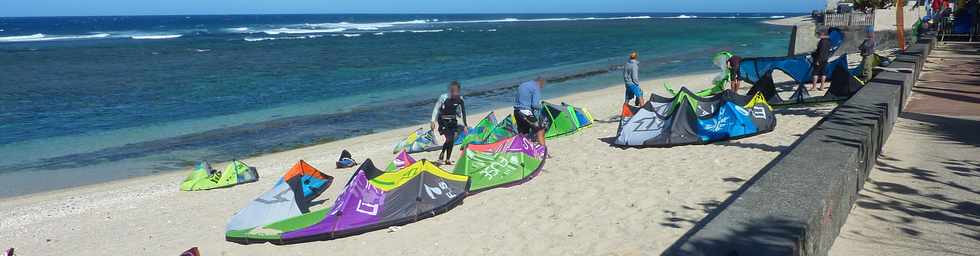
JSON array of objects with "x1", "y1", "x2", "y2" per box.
[
  {"x1": 0, "y1": 69, "x2": 837, "y2": 255},
  {"x1": 0, "y1": 69, "x2": 712, "y2": 201},
  {"x1": 0, "y1": 62, "x2": 722, "y2": 199}
]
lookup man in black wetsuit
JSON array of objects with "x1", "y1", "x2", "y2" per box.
[{"x1": 431, "y1": 81, "x2": 468, "y2": 165}]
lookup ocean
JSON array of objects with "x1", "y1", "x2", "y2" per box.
[{"x1": 0, "y1": 13, "x2": 797, "y2": 197}]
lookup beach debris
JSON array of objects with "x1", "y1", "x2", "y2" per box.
[
  {"x1": 335, "y1": 149, "x2": 358, "y2": 169},
  {"x1": 386, "y1": 226, "x2": 402, "y2": 233},
  {"x1": 180, "y1": 247, "x2": 200, "y2": 256}
]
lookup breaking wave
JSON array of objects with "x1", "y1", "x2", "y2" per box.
[
  {"x1": 243, "y1": 35, "x2": 324, "y2": 42},
  {"x1": 131, "y1": 34, "x2": 182, "y2": 40},
  {"x1": 262, "y1": 28, "x2": 346, "y2": 35},
  {"x1": 0, "y1": 33, "x2": 110, "y2": 43}
]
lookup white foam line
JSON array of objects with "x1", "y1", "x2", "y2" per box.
[
  {"x1": 0, "y1": 33, "x2": 110, "y2": 43},
  {"x1": 131, "y1": 34, "x2": 182, "y2": 40}
]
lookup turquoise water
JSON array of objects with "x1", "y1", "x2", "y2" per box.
[{"x1": 0, "y1": 13, "x2": 796, "y2": 196}]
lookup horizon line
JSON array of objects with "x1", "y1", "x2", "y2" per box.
[{"x1": 0, "y1": 11, "x2": 808, "y2": 19}]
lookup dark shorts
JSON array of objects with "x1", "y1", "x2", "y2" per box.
[
  {"x1": 437, "y1": 116, "x2": 458, "y2": 135},
  {"x1": 515, "y1": 109, "x2": 546, "y2": 135},
  {"x1": 812, "y1": 62, "x2": 827, "y2": 76}
]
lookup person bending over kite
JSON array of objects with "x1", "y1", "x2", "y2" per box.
[
  {"x1": 431, "y1": 81, "x2": 469, "y2": 165},
  {"x1": 514, "y1": 77, "x2": 550, "y2": 157}
]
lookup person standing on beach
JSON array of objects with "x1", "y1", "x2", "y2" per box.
[
  {"x1": 623, "y1": 51, "x2": 646, "y2": 107},
  {"x1": 859, "y1": 30, "x2": 876, "y2": 82},
  {"x1": 727, "y1": 54, "x2": 743, "y2": 92},
  {"x1": 810, "y1": 31, "x2": 831, "y2": 91},
  {"x1": 431, "y1": 81, "x2": 468, "y2": 165},
  {"x1": 514, "y1": 77, "x2": 548, "y2": 150}
]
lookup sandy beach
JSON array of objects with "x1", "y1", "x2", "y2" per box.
[{"x1": 0, "y1": 71, "x2": 835, "y2": 255}]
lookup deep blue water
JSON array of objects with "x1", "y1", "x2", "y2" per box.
[{"x1": 0, "y1": 13, "x2": 798, "y2": 196}]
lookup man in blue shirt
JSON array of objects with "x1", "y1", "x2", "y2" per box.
[
  {"x1": 514, "y1": 77, "x2": 547, "y2": 148},
  {"x1": 624, "y1": 51, "x2": 646, "y2": 107}
]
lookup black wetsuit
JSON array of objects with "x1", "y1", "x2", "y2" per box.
[{"x1": 437, "y1": 96, "x2": 467, "y2": 160}]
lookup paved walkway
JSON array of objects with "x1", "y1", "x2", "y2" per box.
[{"x1": 829, "y1": 42, "x2": 980, "y2": 256}]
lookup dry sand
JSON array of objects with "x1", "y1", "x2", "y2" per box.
[{"x1": 0, "y1": 72, "x2": 835, "y2": 255}]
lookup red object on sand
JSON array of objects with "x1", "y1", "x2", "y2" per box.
[{"x1": 180, "y1": 247, "x2": 200, "y2": 256}]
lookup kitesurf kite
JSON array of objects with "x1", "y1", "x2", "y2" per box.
[
  {"x1": 225, "y1": 160, "x2": 334, "y2": 243},
  {"x1": 454, "y1": 134, "x2": 547, "y2": 192},
  {"x1": 227, "y1": 159, "x2": 467, "y2": 244},
  {"x1": 392, "y1": 126, "x2": 469, "y2": 154},
  {"x1": 180, "y1": 160, "x2": 259, "y2": 191},
  {"x1": 736, "y1": 28, "x2": 864, "y2": 105},
  {"x1": 541, "y1": 102, "x2": 595, "y2": 138},
  {"x1": 616, "y1": 88, "x2": 775, "y2": 147}
]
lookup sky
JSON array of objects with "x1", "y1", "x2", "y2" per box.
[{"x1": 1, "y1": 0, "x2": 824, "y2": 17}]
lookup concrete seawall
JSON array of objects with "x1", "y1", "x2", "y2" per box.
[
  {"x1": 789, "y1": 25, "x2": 915, "y2": 56},
  {"x1": 788, "y1": 7, "x2": 925, "y2": 56},
  {"x1": 665, "y1": 36, "x2": 936, "y2": 256}
]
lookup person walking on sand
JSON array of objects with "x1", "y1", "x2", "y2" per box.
[
  {"x1": 727, "y1": 54, "x2": 743, "y2": 92},
  {"x1": 859, "y1": 30, "x2": 876, "y2": 82},
  {"x1": 810, "y1": 31, "x2": 831, "y2": 91},
  {"x1": 624, "y1": 51, "x2": 646, "y2": 107},
  {"x1": 430, "y1": 81, "x2": 468, "y2": 165},
  {"x1": 514, "y1": 77, "x2": 549, "y2": 152}
]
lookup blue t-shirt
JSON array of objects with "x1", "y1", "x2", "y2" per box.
[{"x1": 514, "y1": 80, "x2": 542, "y2": 111}]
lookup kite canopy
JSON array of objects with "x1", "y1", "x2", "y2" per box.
[
  {"x1": 460, "y1": 105, "x2": 592, "y2": 148},
  {"x1": 458, "y1": 112, "x2": 520, "y2": 147},
  {"x1": 542, "y1": 102, "x2": 595, "y2": 138},
  {"x1": 180, "y1": 160, "x2": 259, "y2": 191},
  {"x1": 385, "y1": 150, "x2": 417, "y2": 172},
  {"x1": 487, "y1": 114, "x2": 519, "y2": 144},
  {"x1": 454, "y1": 134, "x2": 547, "y2": 192},
  {"x1": 740, "y1": 54, "x2": 861, "y2": 105},
  {"x1": 736, "y1": 28, "x2": 861, "y2": 105},
  {"x1": 392, "y1": 127, "x2": 468, "y2": 154},
  {"x1": 278, "y1": 159, "x2": 468, "y2": 244},
  {"x1": 225, "y1": 160, "x2": 334, "y2": 242},
  {"x1": 458, "y1": 112, "x2": 499, "y2": 149},
  {"x1": 615, "y1": 88, "x2": 776, "y2": 147},
  {"x1": 227, "y1": 158, "x2": 467, "y2": 244}
]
